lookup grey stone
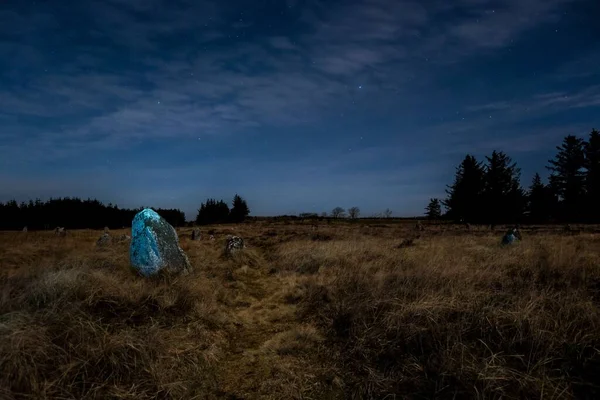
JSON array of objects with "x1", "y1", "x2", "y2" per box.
[
  {"x1": 397, "y1": 238, "x2": 415, "y2": 248},
  {"x1": 191, "y1": 228, "x2": 201, "y2": 241},
  {"x1": 225, "y1": 235, "x2": 244, "y2": 255},
  {"x1": 97, "y1": 232, "x2": 111, "y2": 247},
  {"x1": 130, "y1": 208, "x2": 191, "y2": 277},
  {"x1": 501, "y1": 227, "x2": 521, "y2": 245}
]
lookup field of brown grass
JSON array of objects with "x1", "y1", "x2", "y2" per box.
[{"x1": 1, "y1": 221, "x2": 600, "y2": 399}]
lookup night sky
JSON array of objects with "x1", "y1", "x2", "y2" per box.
[{"x1": 1, "y1": 0, "x2": 599, "y2": 218}]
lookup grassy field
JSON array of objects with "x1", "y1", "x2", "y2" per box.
[{"x1": 1, "y1": 221, "x2": 600, "y2": 399}]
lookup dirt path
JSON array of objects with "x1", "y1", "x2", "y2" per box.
[{"x1": 214, "y1": 261, "x2": 304, "y2": 399}]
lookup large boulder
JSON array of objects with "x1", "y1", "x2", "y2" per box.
[{"x1": 130, "y1": 209, "x2": 191, "y2": 277}]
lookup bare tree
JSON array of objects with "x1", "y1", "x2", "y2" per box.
[
  {"x1": 331, "y1": 207, "x2": 346, "y2": 219},
  {"x1": 348, "y1": 206, "x2": 360, "y2": 219},
  {"x1": 383, "y1": 208, "x2": 393, "y2": 218}
]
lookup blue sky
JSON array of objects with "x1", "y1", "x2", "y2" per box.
[{"x1": 1, "y1": 0, "x2": 598, "y2": 218}]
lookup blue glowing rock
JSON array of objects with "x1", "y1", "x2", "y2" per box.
[
  {"x1": 501, "y1": 228, "x2": 521, "y2": 245},
  {"x1": 130, "y1": 208, "x2": 191, "y2": 277},
  {"x1": 501, "y1": 233, "x2": 517, "y2": 245}
]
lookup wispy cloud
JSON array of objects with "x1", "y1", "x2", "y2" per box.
[
  {"x1": 0, "y1": 0, "x2": 581, "y2": 160},
  {"x1": 466, "y1": 85, "x2": 600, "y2": 118},
  {"x1": 0, "y1": 0, "x2": 594, "y2": 215}
]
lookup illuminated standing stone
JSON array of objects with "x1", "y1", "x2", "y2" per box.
[{"x1": 130, "y1": 208, "x2": 191, "y2": 276}]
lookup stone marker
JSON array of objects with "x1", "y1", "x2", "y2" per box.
[
  {"x1": 225, "y1": 235, "x2": 245, "y2": 255},
  {"x1": 117, "y1": 234, "x2": 131, "y2": 242},
  {"x1": 397, "y1": 238, "x2": 415, "y2": 248},
  {"x1": 501, "y1": 226, "x2": 521, "y2": 245},
  {"x1": 96, "y1": 232, "x2": 111, "y2": 247},
  {"x1": 130, "y1": 208, "x2": 191, "y2": 277},
  {"x1": 191, "y1": 228, "x2": 201, "y2": 241}
]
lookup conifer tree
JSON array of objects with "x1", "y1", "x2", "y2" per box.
[
  {"x1": 527, "y1": 173, "x2": 555, "y2": 223},
  {"x1": 230, "y1": 194, "x2": 250, "y2": 222},
  {"x1": 547, "y1": 135, "x2": 586, "y2": 222},
  {"x1": 482, "y1": 150, "x2": 526, "y2": 225},
  {"x1": 584, "y1": 129, "x2": 600, "y2": 222},
  {"x1": 425, "y1": 198, "x2": 442, "y2": 219},
  {"x1": 443, "y1": 155, "x2": 485, "y2": 223}
]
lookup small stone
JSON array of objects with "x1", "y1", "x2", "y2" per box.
[
  {"x1": 397, "y1": 238, "x2": 415, "y2": 248},
  {"x1": 97, "y1": 232, "x2": 111, "y2": 247},
  {"x1": 191, "y1": 228, "x2": 201, "y2": 241},
  {"x1": 112, "y1": 234, "x2": 130, "y2": 244},
  {"x1": 225, "y1": 235, "x2": 245, "y2": 255},
  {"x1": 501, "y1": 227, "x2": 521, "y2": 245}
]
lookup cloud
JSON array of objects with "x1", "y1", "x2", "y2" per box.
[
  {"x1": 267, "y1": 36, "x2": 297, "y2": 50},
  {"x1": 442, "y1": 0, "x2": 570, "y2": 50},
  {"x1": 0, "y1": 0, "x2": 587, "y2": 168},
  {"x1": 466, "y1": 101, "x2": 513, "y2": 112},
  {"x1": 466, "y1": 85, "x2": 600, "y2": 118},
  {"x1": 550, "y1": 46, "x2": 600, "y2": 81}
]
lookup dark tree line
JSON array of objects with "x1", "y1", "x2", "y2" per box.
[
  {"x1": 195, "y1": 194, "x2": 250, "y2": 225},
  {"x1": 0, "y1": 197, "x2": 186, "y2": 230},
  {"x1": 436, "y1": 129, "x2": 600, "y2": 224}
]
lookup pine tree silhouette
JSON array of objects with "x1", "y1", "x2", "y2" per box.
[
  {"x1": 444, "y1": 155, "x2": 485, "y2": 223},
  {"x1": 584, "y1": 129, "x2": 600, "y2": 222},
  {"x1": 547, "y1": 135, "x2": 586, "y2": 222},
  {"x1": 482, "y1": 150, "x2": 526, "y2": 225},
  {"x1": 230, "y1": 194, "x2": 250, "y2": 223},
  {"x1": 425, "y1": 198, "x2": 442, "y2": 219},
  {"x1": 527, "y1": 173, "x2": 556, "y2": 223}
]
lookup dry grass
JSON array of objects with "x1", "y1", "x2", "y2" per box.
[{"x1": 1, "y1": 223, "x2": 600, "y2": 399}]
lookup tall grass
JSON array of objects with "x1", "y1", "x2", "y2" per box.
[
  {"x1": 1, "y1": 226, "x2": 600, "y2": 399},
  {"x1": 0, "y1": 231, "x2": 225, "y2": 399},
  {"x1": 290, "y1": 235, "x2": 600, "y2": 399}
]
